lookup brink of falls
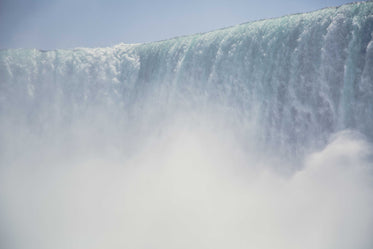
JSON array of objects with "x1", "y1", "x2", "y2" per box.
[
  {"x1": 1, "y1": 2, "x2": 373, "y2": 158},
  {"x1": 0, "y1": 2, "x2": 373, "y2": 249}
]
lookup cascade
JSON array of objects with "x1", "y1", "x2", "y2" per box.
[
  {"x1": 0, "y1": 2, "x2": 373, "y2": 249},
  {"x1": 1, "y1": 2, "x2": 373, "y2": 157},
  {"x1": 1, "y1": 2, "x2": 373, "y2": 158}
]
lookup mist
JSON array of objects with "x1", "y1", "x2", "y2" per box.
[{"x1": 1, "y1": 106, "x2": 373, "y2": 249}]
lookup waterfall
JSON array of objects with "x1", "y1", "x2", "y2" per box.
[{"x1": 0, "y1": 2, "x2": 373, "y2": 249}]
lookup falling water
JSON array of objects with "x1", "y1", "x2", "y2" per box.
[{"x1": 0, "y1": 2, "x2": 373, "y2": 249}]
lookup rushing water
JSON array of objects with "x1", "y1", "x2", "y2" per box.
[{"x1": 0, "y1": 2, "x2": 373, "y2": 249}]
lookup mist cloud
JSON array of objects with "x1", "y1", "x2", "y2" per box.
[{"x1": 1, "y1": 119, "x2": 372, "y2": 249}]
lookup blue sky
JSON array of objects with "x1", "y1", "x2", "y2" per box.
[{"x1": 0, "y1": 0, "x2": 355, "y2": 49}]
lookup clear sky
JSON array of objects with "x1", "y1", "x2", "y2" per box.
[{"x1": 0, "y1": 0, "x2": 356, "y2": 50}]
